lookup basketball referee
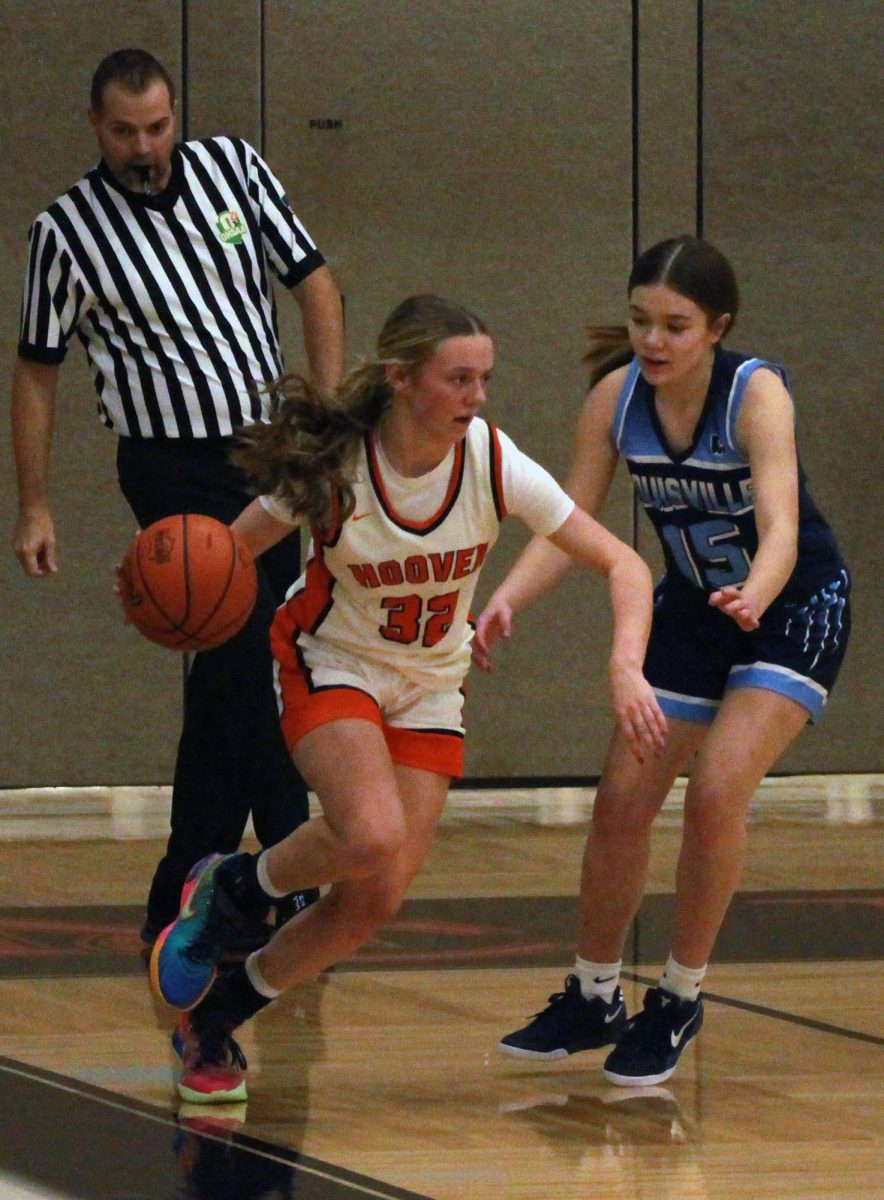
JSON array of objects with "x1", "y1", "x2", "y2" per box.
[{"x1": 10, "y1": 49, "x2": 345, "y2": 949}]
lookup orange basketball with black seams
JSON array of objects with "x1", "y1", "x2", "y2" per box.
[{"x1": 119, "y1": 513, "x2": 257, "y2": 651}]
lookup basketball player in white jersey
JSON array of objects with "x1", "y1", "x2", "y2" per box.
[{"x1": 150, "y1": 294, "x2": 667, "y2": 1103}]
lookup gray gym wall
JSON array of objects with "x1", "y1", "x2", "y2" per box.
[{"x1": 0, "y1": 1, "x2": 879, "y2": 787}]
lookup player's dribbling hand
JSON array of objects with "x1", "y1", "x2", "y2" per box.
[
  {"x1": 609, "y1": 662, "x2": 668, "y2": 764},
  {"x1": 708, "y1": 585, "x2": 761, "y2": 631},
  {"x1": 471, "y1": 598, "x2": 514, "y2": 673}
]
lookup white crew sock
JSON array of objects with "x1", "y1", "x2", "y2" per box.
[
  {"x1": 245, "y1": 951, "x2": 282, "y2": 999},
  {"x1": 574, "y1": 955, "x2": 622, "y2": 1002},
  {"x1": 659, "y1": 953, "x2": 706, "y2": 1001},
  {"x1": 256, "y1": 850, "x2": 289, "y2": 899}
]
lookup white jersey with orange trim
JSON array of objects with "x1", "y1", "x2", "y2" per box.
[{"x1": 263, "y1": 418, "x2": 574, "y2": 691}]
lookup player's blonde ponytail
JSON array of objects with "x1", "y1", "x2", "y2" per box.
[{"x1": 234, "y1": 294, "x2": 488, "y2": 532}]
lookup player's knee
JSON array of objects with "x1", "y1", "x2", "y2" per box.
[
  {"x1": 336, "y1": 812, "x2": 407, "y2": 876},
  {"x1": 683, "y1": 783, "x2": 747, "y2": 851},
  {"x1": 592, "y1": 781, "x2": 656, "y2": 842}
]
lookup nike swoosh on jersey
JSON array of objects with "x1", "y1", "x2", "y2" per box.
[{"x1": 352, "y1": 511, "x2": 376, "y2": 522}]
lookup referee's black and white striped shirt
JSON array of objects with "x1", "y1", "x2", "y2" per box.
[{"x1": 18, "y1": 137, "x2": 326, "y2": 439}]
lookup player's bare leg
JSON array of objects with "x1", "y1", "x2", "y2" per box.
[
  {"x1": 672, "y1": 687, "x2": 809, "y2": 967},
  {"x1": 255, "y1": 759, "x2": 449, "y2": 990},
  {"x1": 261, "y1": 719, "x2": 414, "y2": 892},
  {"x1": 577, "y1": 720, "x2": 705, "y2": 962},
  {"x1": 498, "y1": 719, "x2": 703, "y2": 1062}
]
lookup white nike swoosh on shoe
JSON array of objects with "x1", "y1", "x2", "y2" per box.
[
  {"x1": 670, "y1": 1014, "x2": 698, "y2": 1047},
  {"x1": 604, "y1": 1004, "x2": 624, "y2": 1024}
]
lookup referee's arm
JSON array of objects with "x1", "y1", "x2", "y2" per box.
[
  {"x1": 291, "y1": 264, "x2": 344, "y2": 393},
  {"x1": 10, "y1": 357, "x2": 61, "y2": 578}
]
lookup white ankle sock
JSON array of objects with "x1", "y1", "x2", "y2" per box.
[
  {"x1": 575, "y1": 956, "x2": 621, "y2": 1001},
  {"x1": 659, "y1": 954, "x2": 706, "y2": 1001},
  {"x1": 256, "y1": 850, "x2": 289, "y2": 899},
  {"x1": 245, "y1": 951, "x2": 282, "y2": 999}
]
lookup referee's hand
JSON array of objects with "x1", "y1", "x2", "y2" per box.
[{"x1": 13, "y1": 507, "x2": 58, "y2": 577}]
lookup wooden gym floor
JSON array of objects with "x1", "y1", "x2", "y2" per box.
[{"x1": 0, "y1": 777, "x2": 882, "y2": 1200}]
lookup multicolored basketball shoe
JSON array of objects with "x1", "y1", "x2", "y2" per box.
[
  {"x1": 150, "y1": 854, "x2": 241, "y2": 1010},
  {"x1": 173, "y1": 1014, "x2": 248, "y2": 1104}
]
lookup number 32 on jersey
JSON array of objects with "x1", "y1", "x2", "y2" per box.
[{"x1": 380, "y1": 591, "x2": 458, "y2": 648}]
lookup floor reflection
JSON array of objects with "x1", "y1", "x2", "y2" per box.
[
  {"x1": 500, "y1": 1083, "x2": 693, "y2": 1146},
  {"x1": 172, "y1": 1104, "x2": 295, "y2": 1199}
]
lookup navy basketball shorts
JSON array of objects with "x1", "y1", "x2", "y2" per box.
[{"x1": 644, "y1": 569, "x2": 851, "y2": 725}]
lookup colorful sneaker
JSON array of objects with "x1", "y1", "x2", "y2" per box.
[
  {"x1": 151, "y1": 854, "x2": 244, "y2": 1010},
  {"x1": 499, "y1": 975, "x2": 627, "y2": 1059},
  {"x1": 176, "y1": 1100, "x2": 248, "y2": 1131},
  {"x1": 173, "y1": 1014, "x2": 248, "y2": 1104},
  {"x1": 603, "y1": 987, "x2": 703, "y2": 1086},
  {"x1": 140, "y1": 869, "x2": 203, "y2": 964}
]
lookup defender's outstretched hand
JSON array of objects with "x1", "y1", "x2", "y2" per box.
[
  {"x1": 610, "y1": 662, "x2": 668, "y2": 763},
  {"x1": 708, "y1": 585, "x2": 761, "y2": 631}
]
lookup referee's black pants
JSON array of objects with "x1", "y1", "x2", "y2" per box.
[{"x1": 117, "y1": 436, "x2": 311, "y2": 935}]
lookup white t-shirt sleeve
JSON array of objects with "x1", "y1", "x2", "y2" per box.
[
  {"x1": 497, "y1": 428, "x2": 575, "y2": 536},
  {"x1": 258, "y1": 493, "x2": 301, "y2": 527}
]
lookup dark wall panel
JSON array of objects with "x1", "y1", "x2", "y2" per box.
[
  {"x1": 185, "y1": 0, "x2": 261, "y2": 143},
  {"x1": 634, "y1": 0, "x2": 699, "y2": 577},
  {"x1": 265, "y1": 0, "x2": 636, "y2": 776},
  {"x1": 703, "y1": 1, "x2": 882, "y2": 770},
  {"x1": 637, "y1": 0, "x2": 699, "y2": 245},
  {"x1": 1, "y1": 1, "x2": 877, "y2": 785},
  {"x1": 0, "y1": 3, "x2": 183, "y2": 786}
]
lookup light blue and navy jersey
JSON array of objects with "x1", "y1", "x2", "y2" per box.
[{"x1": 611, "y1": 347, "x2": 844, "y2": 598}]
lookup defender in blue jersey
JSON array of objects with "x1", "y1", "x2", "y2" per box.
[
  {"x1": 476, "y1": 236, "x2": 850, "y2": 1087},
  {"x1": 613, "y1": 346, "x2": 848, "y2": 724}
]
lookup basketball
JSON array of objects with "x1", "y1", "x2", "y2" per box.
[{"x1": 118, "y1": 514, "x2": 258, "y2": 652}]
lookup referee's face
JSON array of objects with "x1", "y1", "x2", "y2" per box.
[{"x1": 89, "y1": 79, "x2": 176, "y2": 194}]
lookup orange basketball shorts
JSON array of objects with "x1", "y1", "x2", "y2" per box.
[{"x1": 271, "y1": 637, "x2": 465, "y2": 778}]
